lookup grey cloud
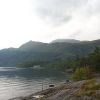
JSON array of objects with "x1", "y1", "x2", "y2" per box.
[
  {"x1": 33, "y1": 0, "x2": 100, "y2": 39},
  {"x1": 34, "y1": 0, "x2": 100, "y2": 25},
  {"x1": 34, "y1": 0, "x2": 90, "y2": 25}
]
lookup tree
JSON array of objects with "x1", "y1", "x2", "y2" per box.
[
  {"x1": 72, "y1": 67, "x2": 92, "y2": 81},
  {"x1": 89, "y1": 47, "x2": 100, "y2": 70}
]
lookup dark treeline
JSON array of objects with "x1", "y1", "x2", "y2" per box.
[
  {"x1": 78, "y1": 47, "x2": 100, "y2": 71},
  {"x1": 45, "y1": 47, "x2": 100, "y2": 71},
  {"x1": 18, "y1": 47, "x2": 100, "y2": 72}
]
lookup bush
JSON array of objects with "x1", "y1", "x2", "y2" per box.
[
  {"x1": 75, "y1": 79, "x2": 100, "y2": 97},
  {"x1": 72, "y1": 67, "x2": 92, "y2": 81}
]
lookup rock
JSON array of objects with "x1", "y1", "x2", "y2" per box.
[{"x1": 10, "y1": 78, "x2": 100, "y2": 100}]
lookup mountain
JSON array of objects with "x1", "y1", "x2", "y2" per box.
[
  {"x1": 19, "y1": 41, "x2": 46, "y2": 51},
  {"x1": 0, "y1": 39, "x2": 100, "y2": 67},
  {"x1": 51, "y1": 39, "x2": 80, "y2": 43}
]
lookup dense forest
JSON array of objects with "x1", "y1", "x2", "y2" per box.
[
  {"x1": 0, "y1": 39, "x2": 100, "y2": 67},
  {"x1": 18, "y1": 47, "x2": 100, "y2": 72}
]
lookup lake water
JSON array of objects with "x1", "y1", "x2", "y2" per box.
[{"x1": 0, "y1": 67, "x2": 68, "y2": 100}]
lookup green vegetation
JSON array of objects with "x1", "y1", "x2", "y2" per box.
[
  {"x1": 72, "y1": 67, "x2": 93, "y2": 81},
  {"x1": 75, "y1": 79, "x2": 100, "y2": 97},
  {"x1": 89, "y1": 47, "x2": 100, "y2": 71},
  {"x1": 17, "y1": 46, "x2": 100, "y2": 77},
  {"x1": 0, "y1": 39, "x2": 100, "y2": 67},
  {"x1": 78, "y1": 47, "x2": 100, "y2": 71},
  {"x1": 71, "y1": 47, "x2": 100, "y2": 81}
]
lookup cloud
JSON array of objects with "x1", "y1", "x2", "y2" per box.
[
  {"x1": 0, "y1": 0, "x2": 100, "y2": 49},
  {"x1": 34, "y1": 0, "x2": 89, "y2": 24},
  {"x1": 34, "y1": 0, "x2": 100, "y2": 38},
  {"x1": 34, "y1": 0, "x2": 100, "y2": 25}
]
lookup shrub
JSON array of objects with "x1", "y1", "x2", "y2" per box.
[
  {"x1": 72, "y1": 67, "x2": 92, "y2": 81},
  {"x1": 75, "y1": 79, "x2": 100, "y2": 97}
]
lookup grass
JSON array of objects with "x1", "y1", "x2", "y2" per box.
[{"x1": 75, "y1": 79, "x2": 100, "y2": 97}]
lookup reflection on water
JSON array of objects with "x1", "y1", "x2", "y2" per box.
[{"x1": 0, "y1": 67, "x2": 67, "y2": 100}]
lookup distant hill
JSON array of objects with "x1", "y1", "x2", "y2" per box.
[
  {"x1": 51, "y1": 39, "x2": 80, "y2": 43},
  {"x1": 0, "y1": 39, "x2": 100, "y2": 67},
  {"x1": 19, "y1": 40, "x2": 46, "y2": 51}
]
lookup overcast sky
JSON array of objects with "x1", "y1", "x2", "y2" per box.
[{"x1": 0, "y1": 0, "x2": 100, "y2": 49}]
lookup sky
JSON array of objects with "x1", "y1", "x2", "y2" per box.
[{"x1": 0, "y1": 0, "x2": 100, "y2": 49}]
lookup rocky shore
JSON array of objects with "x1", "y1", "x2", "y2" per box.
[{"x1": 10, "y1": 78, "x2": 100, "y2": 100}]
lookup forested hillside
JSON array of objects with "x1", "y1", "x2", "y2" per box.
[{"x1": 0, "y1": 39, "x2": 100, "y2": 67}]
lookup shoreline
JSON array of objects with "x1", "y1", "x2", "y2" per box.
[
  {"x1": 10, "y1": 78, "x2": 100, "y2": 100},
  {"x1": 9, "y1": 81, "x2": 67, "y2": 100}
]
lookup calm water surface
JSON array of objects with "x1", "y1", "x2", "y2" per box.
[{"x1": 0, "y1": 67, "x2": 68, "y2": 100}]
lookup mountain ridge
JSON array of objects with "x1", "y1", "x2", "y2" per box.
[
  {"x1": 0, "y1": 39, "x2": 100, "y2": 67},
  {"x1": 51, "y1": 39, "x2": 81, "y2": 43}
]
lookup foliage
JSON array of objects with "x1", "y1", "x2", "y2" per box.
[
  {"x1": 72, "y1": 67, "x2": 93, "y2": 81},
  {"x1": 73, "y1": 47, "x2": 100, "y2": 71},
  {"x1": 0, "y1": 40, "x2": 100, "y2": 67},
  {"x1": 75, "y1": 79, "x2": 100, "y2": 97},
  {"x1": 88, "y1": 47, "x2": 100, "y2": 71}
]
